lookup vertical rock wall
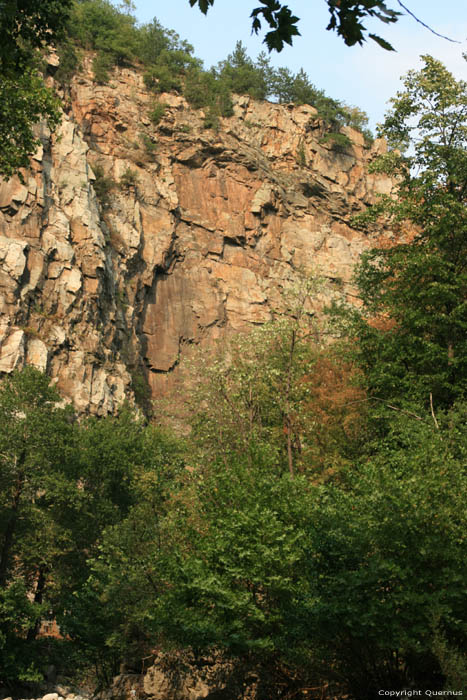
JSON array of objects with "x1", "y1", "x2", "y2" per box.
[{"x1": 0, "y1": 58, "x2": 393, "y2": 412}]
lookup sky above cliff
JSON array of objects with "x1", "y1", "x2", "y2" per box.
[{"x1": 132, "y1": 0, "x2": 466, "y2": 130}]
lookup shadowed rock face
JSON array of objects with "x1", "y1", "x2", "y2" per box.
[{"x1": 0, "y1": 56, "x2": 393, "y2": 413}]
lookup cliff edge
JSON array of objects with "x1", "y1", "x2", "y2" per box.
[{"x1": 0, "y1": 56, "x2": 393, "y2": 413}]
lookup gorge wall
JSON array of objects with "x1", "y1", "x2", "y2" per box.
[{"x1": 0, "y1": 55, "x2": 393, "y2": 413}]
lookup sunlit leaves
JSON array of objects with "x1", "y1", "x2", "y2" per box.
[
  {"x1": 346, "y1": 56, "x2": 467, "y2": 409},
  {"x1": 0, "y1": 69, "x2": 61, "y2": 180}
]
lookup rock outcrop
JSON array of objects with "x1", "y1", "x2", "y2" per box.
[{"x1": 0, "y1": 56, "x2": 393, "y2": 412}]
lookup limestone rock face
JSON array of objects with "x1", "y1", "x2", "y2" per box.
[{"x1": 0, "y1": 57, "x2": 393, "y2": 412}]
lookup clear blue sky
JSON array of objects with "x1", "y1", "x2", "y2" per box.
[{"x1": 130, "y1": 0, "x2": 466, "y2": 130}]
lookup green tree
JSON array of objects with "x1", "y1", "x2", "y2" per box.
[
  {"x1": 268, "y1": 66, "x2": 318, "y2": 105},
  {"x1": 0, "y1": 367, "x2": 78, "y2": 684},
  {"x1": 0, "y1": 69, "x2": 61, "y2": 179},
  {"x1": 137, "y1": 17, "x2": 197, "y2": 67},
  {"x1": 263, "y1": 63, "x2": 372, "y2": 140},
  {"x1": 53, "y1": 409, "x2": 183, "y2": 686},
  {"x1": 138, "y1": 18, "x2": 200, "y2": 93},
  {"x1": 69, "y1": 0, "x2": 139, "y2": 66},
  {"x1": 61, "y1": 426, "x2": 185, "y2": 682},
  {"x1": 0, "y1": 0, "x2": 72, "y2": 69},
  {"x1": 0, "y1": 0, "x2": 71, "y2": 178},
  {"x1": 348, "y1": 55, "x2": 467, "y2": 409},
  {"x1": 0, "y1": 368, "x2": 170, "y2": 687},
  {"x1": 177, "y1": 279, "x2": 325, "y2": 478},
  {"x1": 268, "y1": 65, "x2": 296, "y2": 102},
  {"x1": 216, "y1": 41, "x2": 269, "y2": 100},
  {"x1": 300, "y1": 408, "x2": 467, "y2": 697},
  {"x1": 156, "y1": 453, "x2": 314, "y2": 697},
  {"x1": 183, "y1": 66, "x2": 234, "y2": 126},
  {"x1": 169, "y1": 277, "x2": 365, "y2": 480}
]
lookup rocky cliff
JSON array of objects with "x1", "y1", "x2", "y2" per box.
[{"x1": 0, "y1": 56, "x2": 393, "y2": 413}]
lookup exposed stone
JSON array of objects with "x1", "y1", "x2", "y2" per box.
[
  {"x1": 142, "y1": 666, "x2": 211, "y2": 700},
  {"x1": 26, "y1": 337, "x2": 49, "y2": 371},
  {"x1": 0, "y1": 57, "x2": 392, "y2": 412},
  {"x1": 250, "y1": 183, "x2": 275, "y2": 213},
  {"x1": 0, "y1": 237, "x2": 28, "y2": 281},
  {"x1": 0, "y1": 329, "x2": 25, "y2": 372},
  {"x1": 0, "y1": 177, "x2": 28, "y2": 208}
]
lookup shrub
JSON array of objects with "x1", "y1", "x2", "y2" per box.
[
  {"x1": 203, "y1": 107, "x2": 220, "y2": 131},
  {"x1": 152, "y1": 409, "x2": 467, "y2": 698},
  {"x1": 130, "y1": 370, "x2": 152, "y2": 412},
  {"x1": 119, "y1": 167, "x2": 138, "y2": 190},
  {"x1": 135, "y1": 18, "x2": 196, "y2": 70},
  {"x1": 143, "y1": 63, "x2": 182, "y2": 94},
  {"x1": 296, "y1": 141, "x2": 306, "y2": 167},
  {"x1": 55, "y1": 41, "x2": 80, "y2": 85},
  {"x1": 140, "y1": 133, "x2": 158, "y2": 157},
  {"x1": 183, "y1": 68, "x2": 233, "y2": 118},
  {"x1": 149, "y1": 102, "x2": 167, "y2": 125},
  {"x1": 92, "y1": 53, "x2": 112, "y2": 84},
  {"x1": 215, "y1": 41, "x2": 268, "y2": 100},
  {"x1": 319, "y1": 132, "x2": 352, "y2": 152},
  {"x1": 92, "y1": 164, "x2": 115, "y2": 208},
  {"x1": 69, "y1": 0, "x2": 138, "y2": 66}
]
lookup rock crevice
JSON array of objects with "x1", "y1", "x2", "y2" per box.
[{"x1": 0, "y1": 58, "x2": 393, "y2": 412}]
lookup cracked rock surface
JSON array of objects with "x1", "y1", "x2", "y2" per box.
[{"x1": 0, "y1": 57, "x2": 393, "y2": 412}]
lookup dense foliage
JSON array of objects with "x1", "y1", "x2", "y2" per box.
[
  {"x1": 347, "y1": 55, "x2": 467, "y2": 410},
  {"x1": 62, "y1": 1, "x2": 372, "y2": 137},
  {"x1": 0, "y1": 26, "x2": 466, "y2": 700},
  {"x1": 0, "y1": 0, "x2": 71, "y2": 178},
  {"x1": 0, "y1": 69, "x2": 61, "y2": 179},
  {"x1": 0, "y1": 369, "x2": 183, "y2": 687}
]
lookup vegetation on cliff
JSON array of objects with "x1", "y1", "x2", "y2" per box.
[
  {"x1": 60, "y1": 1, "x2": 373, "y2": 139},
  {"x1": 0, "y1": 0, "x2": 374, "y2": 179},
  {"x1": 0, "y1": 0, "x2": 71, "y2": 178},
  {"x1": 0, "y1": 29, "x2": 466, "y2": 700}
]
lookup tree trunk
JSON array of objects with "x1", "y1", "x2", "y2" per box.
[
  {"x1": 26, "y1": 566, "x2": 47, "y2": 641},
  {"x1": 0, "y1": 452, "x2": 25, "y2": 587},
  {"x1": 284, "y1": 329, "x2": 296, "y2": 478}
]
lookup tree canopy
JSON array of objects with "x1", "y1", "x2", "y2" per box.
[
  {"x1": 0, "y1": 0, "x2": 376, "y2": 179},
  {"x1": 0, "y1": 0, "x2": 72, "y2": 179},
  {"x1": 347, "y1": 55, "x2": 467, "y2": 410},
  {"x1": 0, "y1": 0, "x2": 72, "y2": 68}
]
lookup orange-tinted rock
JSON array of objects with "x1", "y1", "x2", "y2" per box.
[{"x1": 0, "y1": 56, "x2": 392, "y2": 413}]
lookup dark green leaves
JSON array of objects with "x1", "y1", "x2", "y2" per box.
[
  {"x1": 187, "y1": 0, "x2": 401, "y2": 52},
  {"x1": 0, "y1": 367, "x2": 184, "y2": 686},
  {"x1": 250, "y1": 1, "x2": 301, "y2": 52},
  {"x1": 346, "y1": 56, "x2": 467, "y2": 410},
  {"x1": 326, "y1": 0, "x2": 400, "y2": 48},
  {"x1": 368, "y1": 32, "x2": 395, "y2": 50},
  {"x1": 188, "y1": 0, "x2": 215, "y2": 14},
  {"x1": 0, "y1": 69, "x2": 61, "y2": 179},
  {"x1": 0, "y1": 0, "x2": 73, "y2": 68},
  {"x1": 0, "y1": 0, "x2": 73, "y2": 179}
]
